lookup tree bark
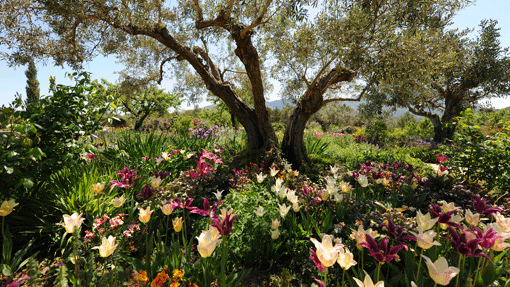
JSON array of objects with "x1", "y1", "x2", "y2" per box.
[{"x1": 282, "y1": 68, "x2": 356, "y2": 169}]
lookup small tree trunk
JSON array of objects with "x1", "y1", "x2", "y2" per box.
[
  {"x1": 281, "y1": 104, "x2": 315, "y2": 168},
  {"x1": 134, "y1": 112, "x2": 150, "y2": 131}
]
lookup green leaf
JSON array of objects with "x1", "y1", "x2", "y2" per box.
[
  {"x1": 19, "y1": 177, "x2": 35, "y2": 189},
  {"x1": 4, "y1": 166, "x2": 14, "y2": 174},
  {"x1": 481, "y1": 264, "x2": 497, "y2": 286},
  {"x1": 2, "y1": 264, "x2": 12, "y2": 277}
]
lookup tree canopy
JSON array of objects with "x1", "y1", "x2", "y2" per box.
[
  {"x1": 0, "y1": 0, "x2": 472, "y2": 168},
  {"x1": 367, "y1": 19, "x2": 510, "y2": 142}
]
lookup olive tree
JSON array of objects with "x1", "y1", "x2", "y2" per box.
[
  {"x1": 0, "y1": 0, "x2": 468, "y2": 168},
  {"x1": 372, "y1": 20, "x2": 510, "y2": 143}
]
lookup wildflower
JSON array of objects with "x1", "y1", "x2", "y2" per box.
[
  {"x1": 494, "y1": 213, "x2": 510, "y2": 232},
  {"x1": 270, "y1": 166, "x2": 279, "y2": 177},
  {"x1": 314, "y1": 278, "x2": 326, "y2": 287},
  {"x1": 350, "y1": 225, "x2": 379, "y2": 246},
  {"x1": 272, "y1": 219, "x2": 280, "y2": 229},
  {"x1": 172, "y1": 269, "x2": 184, "y2": 278},
  {"x1": 381, "y1": 218, "x2": 416, "y2": 250},
  {"x1": 337, "y1": 247, "x2": 357, "y2": 270},
  {"x1": 213, "y1": 190, "x2": 223, "y2": 201},
  {"x1": 357, "y1": 174, "x2": 369, "y2": 187},
  {"x1": 330, "y1": 165, "x2": 339, "y2": 176},
  {"x1": 310, "y1": 234, "x2": 344, "y2": 267},
  {"x1": 0, "y1": 199, "x2": 19, "y2": 217},
  {"x1": 445, "y1": 227, "x2": 490, "y2": 260},
  {"x1": 472, "y1": 195, "x2": 503, "y2": 217},
  {"x1": 292, "y1": 202, "x2": 301, "y2": 212},
  {"x1": 487, "y1": 223, "x2": 510, "y2": 251},
  {"x1": 160, "y1": 202, "x2": 173, "y2": 216},
  {"x1": 92, "y1": 183, "x2": 105, "y2": 194},
  {"x1": 321, "y1": 189, "x2": 330, "y2": 201},
  {"x1": 110, "y1": 167, "x2": 141, "y2": 189},
  {"x1": 271, "y1": 228, "x2": 280, "y2": 240},
  {"x1": 410, "y1": 226, "x2": 441, "y2": 250},
  {"x1": 138, "y1": 185, "x2": 156, "y2": 200},
  {"x1": 421, "y1": 255, "x2": 459, "y2": 286},
  {"x1": 151, "y1": 177, "x2": 163, "y2": 189},
  {"x1": 254, "y1": 206, "x2": 265, "y2": 217},
  {"x1": 256, "y1": 172, "x2": 267, "y2": 183},
  {"x1": 92, "y1": 235, "x2": 118, "y2": 258},
  {"x1": 112, "y1": 195, "x2": 126, "y2": 207},
  {"x1": 189, "y1": 197, "x2": 223, "y2": 217},
  {"x1": 210, "y1": 209, "x2": 238, "y2": 236},
  {"x1": 162, "y1": 152, "x2": 171, "y2": 160},
  {"x1": 353, "y1": 274, "x2": 385, "y2": 287},
  {"x1": 196, "y1": 226, "x2": 222, "y2": 258},
  {"x1": 151, "y1": 268, "x2": 170, "y2": 287},
  {"x1": 435, "y1": 154, "x2": 450, "y2": 163},
  {"x1": 357, "y1": 234, "x2": 403, "y2": 263},
  {"x1": 136, "y1": 270, "x2": 149, "y2": 283},
  {"x1": 469, "y1": 226, "x2": 502, "y2": 250},
  {"x1": 339, "y1": 181, "x2": 353, "y2": 194},
  {"x1": 184, "y1": 152, "x2": 195, "y2": 160},
  {"x1": 171, "y1": 198, "x2": 194, "y2": 212},
  {"x1": 278, "y1": 203, "x2": 291, "y2": 218},
  {"x1": 173, "y1": 217, "x2": 183, "y2": 232},
  {"x1": 309, "y1": 248, "x2": 325, "y2": 272},
  {"x1": 58, "y1": 213, "x2": 85, "y2": 233},
  {"x1": 139, "y1": 206, "x2": 153, "y2": 224},
  {"x1": 286, "y1": 190, "x2": 299, "y2": 204}
]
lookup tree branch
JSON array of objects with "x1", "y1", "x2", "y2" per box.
[
  {"x1": 223, "y1": 69, "x2": 247, "y2": 75},
  {"x1": 70, "y1": 19, "x2": 83, "y2": 62},
  {"x1": 240, "y1": 0, "x2": 273, "y2": 38},
  {"x1": 404, "y1": 101, "x2": 439, "y2": 118},
  {"x1": 192, "y1": 0, "x2": 204, "y2": 21},
  {"x1": 157, "y1": 55, "x2": 181, "y2": 84},
  {"x1": 321, "y1": 81, "x2": 371, "y2": 107}
]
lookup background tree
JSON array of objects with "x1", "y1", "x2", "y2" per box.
[
  {"x1": 0, "y1": 0, "x2": 469, "y2": 168},
  {"x1": 25, "y1": 59, "x2": 40, "y2": 104},
  {"x1": 98, "y1": 79, "x2": 181, "y2": 131},
  {"x1": 373, "y1": 20, "x2": 510, "y2": 143}
]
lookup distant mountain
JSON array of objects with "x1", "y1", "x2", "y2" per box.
[
  {"x1": 202, "y1": 98, "x2": 412, "y2": 118},
  {"x1": 266, "y1": 98, "x2": 411, "y2": 117}
]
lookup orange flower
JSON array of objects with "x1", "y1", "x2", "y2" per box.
[
  {"x1": 172, "y1": 269, "x2": 184, "y2": 278},
  {"x1": 151, "y1": 268, "x2": 170, "y2": 287},
  {"x1": 170, "y1": 282, "x2": 180, "y2": 287},
  {"x1": 136, "y1": 270, "x2": 149, "y2": 283}
]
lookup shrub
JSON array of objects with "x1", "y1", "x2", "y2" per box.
[{"x1": 0, "y1": 72, "x2": 107, "y2": 198}]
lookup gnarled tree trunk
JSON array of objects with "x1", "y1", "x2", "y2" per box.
[{"x1": 282, "y1": 68, "x2": 356, "y2": 169}]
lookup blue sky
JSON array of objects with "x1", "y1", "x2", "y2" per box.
[{"x1": 1, "y1": 0, "x2": 509, "y2": 109}]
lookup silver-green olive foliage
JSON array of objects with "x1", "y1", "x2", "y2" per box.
[
  {"x1": 0, "y1": 0, "x2": 470, "y2": 167},
  {"x1": 366, "y1": 19, "x2": 510, "y2": 142}
]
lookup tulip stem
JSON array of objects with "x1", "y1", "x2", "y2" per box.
[
  {"x1": 202, "y1": 257, "x2": 209, "y2": 287},
  {"x1": 220, "y1": 236, "x2": 228, "y2": 287},
  {"x1": 341, "y1": 269, "x2": 346, "y2": 287},
  {"x1": 323, "y1": 266, "x2": 328, "y2": 287},
  {"x1": 376, "y1": 262, "x2": 382, "y2": 283},
  {"x1": 456, "y1": 254, "x2": 464, "y2": 287},
  {"x1": 1, "y1": 216, "x2": 4, "y2": 239},
  {"x1": 416, "y1": 249, "x2": 424, "y2": 283},
  {"x1": 165, "y1": 216, "x2": 169, "y2": 246},
  {"x1": 474, "y1": 256, "x2": 484, "y2": 286}
]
